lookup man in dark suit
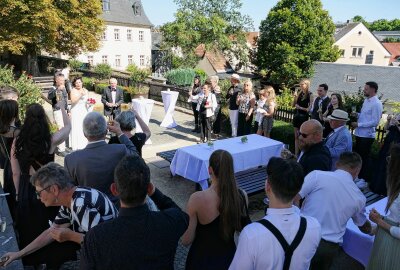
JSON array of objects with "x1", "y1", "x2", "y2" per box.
[
  {"x1": 64, "y1": 112, "x2": 138, "y2": 204},
  {"x1": 101, "y1": 77, "x2": 124, "y2": 118},
  {"x1": 310, "y1": 83, "x2": 330, "y2": 124},
  {"x1": 298, "y1": 119, "x2": 331, "y2": 175}
]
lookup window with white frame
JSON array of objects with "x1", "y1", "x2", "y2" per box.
[
  {"x1": 128, "y1": 55, "x2": 133, "y2": 65},
  {"x1": 114, "y1": 29, "x2": 120, "y2": 41},
  {"x1": 139, "y1": 31, "x2": 144, "y2": 42},
  {"x1": 115, "y1": 55, "x2": 121, "y2": 67},
  {"x1": 140, "y1": 55, "x2": 145, "y2": 66},
  {"x1": 87, "y1": 56, "x2": 94, "y2": 66},
  {"x1": 102, "y1": 0, "x2": 110, "y2": 11},
  {"x1": 101, "y1": 31, "x2": 107, "y2": 40},
  {"x1": 127, "y1": 29, "x2": 132, "y2": 41},
  {"x1": 352, "y1": 47, "x2": 363, "y2": 57},
  {"x1": 340, "y1": 49, "x2": 345, "y2": 57},
  {"x1": 102, "y1": 55, "x2": 108, "y2": 64}
]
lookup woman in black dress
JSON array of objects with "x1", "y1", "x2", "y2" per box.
[
  {"x1": 190, "y1": 76, "x2": 202, "y2": 133},
  {"x1": 11, "y1": 101, "x2": 76, "y2": 267},
  {"x1": 182, "y1": 150, "x2": 251, "y2": 270},
  {"x1": 0, "y1": 100, "x2": 19, "y2": 219},
  {"x1": 210, "y1": 76, "x2": 222, "y2": 138},
  {"x1": 292, "y1": 79, "x2": 313, "y2": 156}
]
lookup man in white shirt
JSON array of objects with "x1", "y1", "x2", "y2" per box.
[
  {"x1": 230, "y1": 157, "x2": 321, "y2": 270},
  {"x1": 351, "y1": 81, "x2": 383, "y2": 182},
  {"x1": 295, "y1": 152, "x2": 373, "y2": 270}
]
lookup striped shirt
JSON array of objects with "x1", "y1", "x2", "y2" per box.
[{"x1": 54, "y1": 187, "x2": 118, "y2": 233}]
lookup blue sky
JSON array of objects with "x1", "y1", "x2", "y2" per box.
[{"x1": 142, "y1": 0, "x2": 399, "y2": 30}]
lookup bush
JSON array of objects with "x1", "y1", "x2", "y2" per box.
[
  {"x1": 93, "y1": 63, "x2": 112, "y2": 80},
  {"x1": 166, "y1": 68, "x2": 196, "y2": 86},
  {"x1": 194, "y1": 68, "x2": 207, "y2": 83},
  {"x1": 94, "y1": 83, "x2": 109, "y2": 94},
  {"x1": 270, "y1": 120, "x2": 295, "y2": 152},
  {"x1": 126, "y1": 64, "x2": 150, "y2": 83},
  {"x1": 276, "y1": 87, "x2": 294, "y2": 108},
  {"x1": 68, "y1": 59, "x2": 83, "y2": 72},
  {"x1": 341, "y1": 88, "x2": 387, "y2": 114},
  {"x1": 82, "y1": 77, "x2": 96, "y2": 91},
  {"x1": 0, "y1": 65, "x2": 42, "y2": 120}
]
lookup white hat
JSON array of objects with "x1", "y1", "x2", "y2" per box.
[
  {"x1": 231, "y1": 74, "x2": 240, "y2": 81},
  {"x1": 327, "y1": 109, "x2": 349, "y2": 121}
]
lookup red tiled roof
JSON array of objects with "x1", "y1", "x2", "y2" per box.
[
  {"x1": 382, "y1": 43, "x2": 400, "y2": 63},
  {"x1": 194, "y1": 44, "x2": 233, "y2": 73},
  {"x1": 246, "y1": 32, "x2": 259, "y2": 48}
]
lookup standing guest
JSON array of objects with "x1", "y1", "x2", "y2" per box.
[
  {"x1": 10, "y1": 102, "x2": 73, "y2": 267},
  {"x1": 257, "y1": 86, "x2": 276, "y2": 138},
  {"x1": 3, "y1": 163, "x2": 117, "y2": 267},
  {"x1": 225, "y1": 74, "x2": 242, "y2": 137},
  {"x1": 190, "y1": 76, "x2": 202, "y2": 133},
  {"x1": 210, "y1": 76, "x2": 222, "y2": 138},
  {"x1": 324, "y1": 110, "x2": 353, "y2": 170},
  {"x1": 70, "y1": 77, "x2": 89, "y2": 150},
  {"x1": 64, "y1": 112, "x2": 138, "y2": 204},
  {"x1": 0, "y1": 85, "x2": 19, "y2": 101},
  {"x1": 370, "y1": 114, "x2": 400, "y2": 195},
  {"x1": 351, "y1": 81, "x2": 383, "y2": 182},
  {"x1": 297, "y1": 120, "x2": 331, "y2": 175},
  {"x1": 310, "y1": 84, "x2": 330, "y2": 124},
  {"x1": 295, "y1": 152, "x2": 373, "y2": 270},
  {"x1": 108, "y1": 109, "x2": 151, "y2": 157},
  {"x1": 47, "y1": 72, "x2": 69, "y2": 156},
  {"x1": 80, "y1": 155, "x2": 189, "y2": 270},
  {"x1": 254, "y1": 89, "x2": 266, "y2": 133},
  {"x1": 190, "y1": 83, "x2": 217, "y2": 143},
  {"x1": 293, "y1": 79, "x2": 313, "y2": 156},
  {"x1": 319, "y1": 93, "x2": 344, "y2": 138},
  {"x1": 229, "y1": 157, "x2": 321, "y2": 270},
  {"x1": 0, "y1": 100, "x2": 19, "y2": 218},
  {"x1": 101, "y1": 77, "x2": 124, "y2": 119},
  {"x1": 183, "y1": 150, "x2": 251, "y2": 270},
  {"x1": 237, "y1": 79, "x2": 256, "y2": 136},
  {"x1": 368, "y1": 144, "x2": 400, "y2": 270}
]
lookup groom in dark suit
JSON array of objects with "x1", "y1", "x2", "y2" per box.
[
  {"x1": 64, "y1": 112, "x2": 138, "y2": 204},
  {"x1": 101, "y1": 77, "x2": 124, "y2": 118}
]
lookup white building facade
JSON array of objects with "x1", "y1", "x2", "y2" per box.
[{"x1": 77, "y1": 0, "x2": 152, "y2": 71}]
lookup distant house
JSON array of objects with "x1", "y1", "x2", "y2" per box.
[
  {"x1": 77, "y1": 0, "x2": 153, "y2": 71},
  {"x1": 151, "y1": 31, "x2": 171, "y2": 75},
  {"x1": 311, "y1": 62, "x2": 400, "y2": 102},
  {"x1": 228, "y1": 32, "x2": 259, "y2": 73},
  {"x1": 373, "y1": 31, "x2": 400, "y2": 42},
  {"x1": 334, "y1": 22, "x2": 391, "y2": 66},
  {"x1": 382, "y1": 43, "x2": 400, "y2": 66},
  {"x1": 194, "y1": 44, "x2": 234, "y2": 77}
]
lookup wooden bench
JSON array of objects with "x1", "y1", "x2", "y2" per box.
[{"x1": 363, "y1": 190, "x2": 384, "y2": 206}]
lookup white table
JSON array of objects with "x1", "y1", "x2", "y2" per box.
[
  {"x1": 131, "y1": 98, "x2": 154, "y2": 145},
  {"x1": 342, "y1": 197, "x2": 387, "y2": 267},
  {"x1": 160, "y1": 90, "x2": 179, "y2": 128},
  {"x1": 170, "y1": 134, "x2": 284, "y2": 190}
]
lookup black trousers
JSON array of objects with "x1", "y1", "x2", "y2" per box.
[
  {"x1": 310, "y1": 239, "x2": 340, "y2": 270},
  {"x1": 237, "y1": 112, "x2": 252, "y2": 136},
  {"x1": 191, "y1": 102, "x2": 199, "y2": 128},
  {"x1": 200, "y1": 114, "x2": 212, "y2": 142},
  {"x1": 354, "y1": 136, "x2": 375, "y2": 182},
  {"x1": 212, "y1": 105, "x2": 221, "y2": 135}
]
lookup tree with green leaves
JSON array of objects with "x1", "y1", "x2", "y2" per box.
[
  {"x1": 160, "y1": 0, "x2": 253, "y2": 70},
  {"x1": 257, "y1": 0, "x2": 340, "y2": 86},
  {"x1": 352, "y1": 16, "x2": 400, "y2": 31},
  {"x1": 0, "y1": 0, "x2": 104, "y2": 75}
]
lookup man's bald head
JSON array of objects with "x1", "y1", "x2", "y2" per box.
[{"x1": 298, "y1": 120, "x2": 323, "y2": 151}]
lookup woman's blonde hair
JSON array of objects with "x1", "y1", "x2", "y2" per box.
[
  {"x1": 243, "y1": 79, "x2": 253, "y2": 93},
  {"x1": 209, "y1": 75, "x2": 219, "y2": 84},
  {"x1": 264, "y1": 85, "x2": 276, "y2": 103},
  {"x1": 299, "y1": 79, "x2": 311, "y2": 92}
]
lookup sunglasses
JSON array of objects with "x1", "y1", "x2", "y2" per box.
[
  {"x1": 35, "y1": 185, "x2": 52, "y2": 198},
  {"x1": 298, "y1": 131, "x2": 314, "y2": 138}
]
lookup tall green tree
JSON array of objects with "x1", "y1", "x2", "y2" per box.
[
  {"x1": 352, "y1": 16, "x2": 400, "y2": 31},
  {"x1": 0, "y1": 0, "x2": 104, "y2": 75},
  {"x1": 160, "y1": 0, "x2": 253, "y2": 70},
  {"x1": 257, "y1": 0, "x2": 340, "y2": 86}
]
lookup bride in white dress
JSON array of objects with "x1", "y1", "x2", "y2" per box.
[{"x1": 70, "y1": 77, "x2": 89, "y2": 150}]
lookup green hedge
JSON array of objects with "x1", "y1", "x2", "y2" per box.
[
  {"x1": 270, "y1": 120, "x2": 295, "y2": 152},
  {"x1": 166, "y1": 68, "x2": 196, "y2": 86}
]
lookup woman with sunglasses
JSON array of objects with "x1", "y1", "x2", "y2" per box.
[
  {"x1": 368, "y1": 144, "x2": 400, "y2": 270},
  {"x1": 10, "y1": 101, "x2": 72, "y2": 267}
]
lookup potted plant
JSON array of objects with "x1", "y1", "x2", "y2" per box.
[{"x1": 125, "y1": 85, "x2": 149, "y2": 100}]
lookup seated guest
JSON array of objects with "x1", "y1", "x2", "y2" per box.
[
  {"x1": 80, "y1": 155, "x2": 189, "y2": 270},
  {"x1": 108, "y1": 109, "x2": 151, "y2": 157},
  {"x1": 64, "y1": 112, "x2": 138, "y2": 204},
  {"x1": 229, "y1": 157, "x2": 321, "y2": 270},
  {"x1": 324, "y1": 109, "x2": 352, "y2": 170},
  {"x1": 295, "y1": 152, "x2": 373, "y2": 270},
  {"x1": 182, "y1": 150, "x2": 251, "y2": 270},
  {"x1": 298, "y1": 119, "x2": 331, "y2": 175},
  {"x1": 3, "y1": 163, "x2": 117, "y2": 267},
  {"x1": 368, "y1": 144, "x2": 400, "y2": 270}
]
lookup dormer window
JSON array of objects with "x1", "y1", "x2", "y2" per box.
[
  {"x1": 133, "y1": 2, "x2": 141, "y2": 16},
  {"x1": 102, "y1": 0, "x2": 110, "y2": 11}
]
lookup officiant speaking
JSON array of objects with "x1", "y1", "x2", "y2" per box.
[{"x1": 101, "y1": 78, "x2": 124, "y2": 119}]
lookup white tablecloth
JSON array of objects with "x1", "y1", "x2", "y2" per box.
[
  {"x1": 170, "y1": 134, "x2": 284, "y2": 190},
  {"x1": 342, "y1": 197, "x2": 387, "y2": 266},
  {"x1": 132, "y1": 98, "x2": 154, "y2": 145},
  {"x1": 160, "y1": 91, "x2": 179, "y2": 128}
]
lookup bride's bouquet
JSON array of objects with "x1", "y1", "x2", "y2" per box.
[{"x1": 87, "y1": 98, "x2": 96, "y2": 112}]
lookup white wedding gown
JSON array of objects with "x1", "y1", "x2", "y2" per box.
[{"x1": 70, "y1": 92, "x2": 89, "y2": 150}]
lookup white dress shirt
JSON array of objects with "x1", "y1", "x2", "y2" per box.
[
  {"x1": 299, "y1": 169, "x2": 367, "y2": 243},
  {"x1": 111, "y1": 90, "x2": 116, "y2": 104},
  {"x1": 229, "y1": 206, "x2": 321, "y2": 270},
  {"x1": 355, "y1": 96, "x2": 383, "y2": 138}
]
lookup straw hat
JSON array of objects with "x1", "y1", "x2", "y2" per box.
[{"x1": 327, "y1": 109, "x2": 350, "y2": 121}]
